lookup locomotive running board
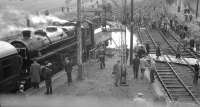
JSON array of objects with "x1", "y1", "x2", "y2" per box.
[{"x1": 35, "y1": 42, "x2": 77, "y2": 61}]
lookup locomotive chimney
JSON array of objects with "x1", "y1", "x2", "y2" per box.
[{"x1": 22, "y1": 30, "x2": 31, "y2": 40}]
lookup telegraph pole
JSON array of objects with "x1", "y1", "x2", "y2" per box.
[
  {"x1": 77, "y1": 0, "x2": 83, "y2": 80},
  {"x1": 196, "y1": 0, "x2": 199, "y2": 18},
  {"x1": 129, "y1": 0, "x2": 134, "y2": 65},
  {"x1": 124, "y1": 0, "x2": 127, "y2": 64}
]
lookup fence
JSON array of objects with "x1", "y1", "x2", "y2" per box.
[{"x1": 38, "y1": 7, "x2": 72, "y2": 15}]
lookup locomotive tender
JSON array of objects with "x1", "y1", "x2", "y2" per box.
[{"x1": 0, "y1": 20, "x2": 95, "y2": 93}]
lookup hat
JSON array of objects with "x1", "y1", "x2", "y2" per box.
[
  {"x1": 46, "y1": 62, "x2": 52, "y2": 67},
  {"x1": 137, "y1": 93, "x2": 144, "y2": 97}
]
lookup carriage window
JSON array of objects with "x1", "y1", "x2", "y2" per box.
[{"x1": 17, "y1": 48, "x2": 27, "y2": 58}]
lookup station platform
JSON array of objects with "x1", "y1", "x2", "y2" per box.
[
  {"x1": 0, "y1": 51, "x2": 168, "y2": 107},
  {"x1": 24, "y1": 55, "x2": 159, "y2": 98}
]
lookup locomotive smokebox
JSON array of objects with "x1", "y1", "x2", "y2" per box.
[{"x1": 22, "y1": 30, "x2": 31, "y2": 40}]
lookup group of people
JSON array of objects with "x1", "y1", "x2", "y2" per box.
[
  {"x1": 28, "y1": 56, "x2": 73, "y2": 95},
  {"x1": 112, "y1": 53, "x2": 157, "y2": 87},
  {"x1": 29, "y1": 60, "x2": 53, "y2": 95}
]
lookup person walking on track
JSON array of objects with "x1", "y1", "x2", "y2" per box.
[
  {"x1": 132, "y1": 55, "x2": 140, "y2": 79},
  {"x1": 190, "y1": 37, "x2": 195, "y2": 51},
  {"x1": 193, "y1": 60, "x2": 199, "y2": 85},
  {"x1": 176, "y1": 43, "x2": 181, "y2": 59},
  {"x1": 30, "y1": 59, "x2": 41, "y2": 89},
  {"x1": 42, "y1": 62, "x2": 53, "y2": 95},
  {"x1": 145, "y1": 43, "x2": 150, "y2": 55},
  {"x1": 156, "y1": 44, "x2": 161, "y2": 59},
  {"x1": 150, "y1": 59, "x2": 156, "y2": 83},
  {"x1": 112, "y1": 60, "x2": 121, "y2": 87},
  {"x1": 64, "y1": 57, "x2": 73, "y2": 86}
]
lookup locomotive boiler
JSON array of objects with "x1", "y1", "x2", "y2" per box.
[{"x1": 0, "y1": 20, "x2": 95, "y2": 93}]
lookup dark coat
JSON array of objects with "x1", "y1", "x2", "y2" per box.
[
  {"x1": 64, "y1": 62, "x2": 73, "y2": 73},
  {"x1": 132, "y1": 57, "x2": 140, "y2": 70},
  {"x1": 146, "y1": 44, "x2": 150, "y2": 53},
  {"x1": 42, "y1": 66, "x2": 52, "y2": 80},
  {"x1": 193, "y1": 64, "x2": 199, "y2": 75},
  {"x1": 190, "y1": 39, "x2": 195, "y2": 48},
  {"x1": 156, "y1": 47, "x2": 161, "y2": 57}
]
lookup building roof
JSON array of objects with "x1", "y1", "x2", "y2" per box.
[{"x1": 0, "y1": 41, "x2": 17, "y2": 59}]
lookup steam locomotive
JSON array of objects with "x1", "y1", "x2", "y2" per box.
[{"x1": 0, "y1": 20, "x2": 95, "y2": 93}]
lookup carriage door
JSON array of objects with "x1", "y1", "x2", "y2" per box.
[{"x1": 16, "y1": 48, "x2": 30, "y2": 74}]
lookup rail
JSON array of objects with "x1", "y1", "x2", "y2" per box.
[
  {"x1": 164, "y1": 55, "x2": 200, "y2": 104},
  {"x1": 167, "y1": 30, "x2": 198, "y2": 59},
  {"x1": 159, "y1": 30, "x2": 195, "y2": 73},
  {"x1": 138, "y1": 27, "x2": 200, "y2": 104},
  {"x1": 138, "y1": 27, "x2": 174, "y2": 100}
]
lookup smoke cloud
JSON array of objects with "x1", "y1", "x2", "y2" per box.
[
  {"x1": 0, "y1": 5, "x2": 28, "y2": 40},
  {"x1": 0, "y1": 5, "x2": 69, "y2": 41}
]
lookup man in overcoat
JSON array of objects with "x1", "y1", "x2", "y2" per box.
[
  {"x1": 112, "y1": 60, "x2": 121, "y2": 87},
  {"x1": 30, "y1": 60, "x2": 41, "y2": 89}
]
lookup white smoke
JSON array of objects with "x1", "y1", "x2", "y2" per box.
[
  {"x1": 0, "y1": 6, "x2": 28, "y2": 40},
  {"x1": 28, "y1": 15, "x2": 69, "y2": 26},
  {"x1": 0, "y1": 5, "x2": 69, "y2": 41}
]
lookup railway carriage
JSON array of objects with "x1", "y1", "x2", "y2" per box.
[{"x1": 0, "y1": 41, "x2": 22, "y2": 93}]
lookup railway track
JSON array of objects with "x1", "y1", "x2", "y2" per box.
[
  {"x1": 168, "y1": 29, "x2": 200, "y2": 58},
  {"x1": 137, "y1": 27, "x2": 200, "y2": 104},
  {"x1": 161, "y1": 30, "x2": 199, "y2": 59},
  {"x1": 159, "y1": 30, "x2": 196, "y2": 73},
  {"x1": 137, "y1": 28, "x2": 156, "y2": 54}
]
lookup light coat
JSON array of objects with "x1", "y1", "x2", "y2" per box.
[
  {"x1": 113, "y1": 63, "x2": 121, "y2": 79},
  {"x1": 30, "y1": 62, "x2": 41, "y2": 83}
]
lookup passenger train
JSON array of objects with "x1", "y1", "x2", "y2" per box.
[{"x1": 0, "y1": 20, "x2": 95, "y2": 93}]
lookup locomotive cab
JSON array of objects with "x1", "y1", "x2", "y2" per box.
[{"x1": 0, "y1": 41, "x2": 22, "y2": 93}]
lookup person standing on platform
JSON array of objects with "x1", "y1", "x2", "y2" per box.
[
  {"x1": 43, "y1": 62, "x2": 53, "y2": 95},
  {"x1": 132, "y1": 55, "x2": 140, "y2": 79},
  {"x1": 156, "y1": 44, "x2": 161, "y2": 59},
  {"x1": 30, "y1": 59, "x2": 41, "y2": 89},
  {"x1": 64, "y1": 57, "x2": 73, "y2": 86},
  {"x1": 150, "y1": 59, "x2": 156, "y2": 83},
  {"x1": 140, "y1": 57, "x2": 146, "y2": 80},
  {"x1": 193, "y1": 60, "x2": 199, "y2": 85},
  {"x1": 126, "y1": 48, "x2": 129, "y2": 63},
  {"x1": 112, "y1": 60, "x2": 121, "y2": 87}
]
